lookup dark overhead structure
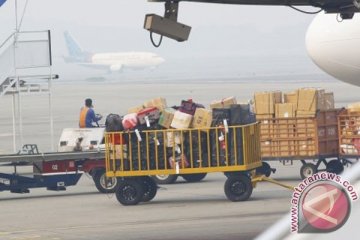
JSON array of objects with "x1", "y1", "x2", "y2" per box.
[{"x1": 144, "y1": 0, "x2": 360, "y2": 45}]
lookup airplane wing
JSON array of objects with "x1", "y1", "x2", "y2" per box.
[{"x1": 148, "y1": 0, "x2": 359, "y2": 13}]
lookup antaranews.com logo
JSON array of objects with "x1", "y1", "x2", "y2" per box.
[{"x1": 291, "y1": 172, "x2": 358, "y2": 233}]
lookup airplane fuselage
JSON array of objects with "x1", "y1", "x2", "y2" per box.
[
  {"x1": 91, "y1": 52, "x2": 165, "y2": 71},
  {"x1": 306, "y1": 12, "x2": 360, "y2": 86}
]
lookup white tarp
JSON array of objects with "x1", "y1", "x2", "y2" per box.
[
  {"x1": 15, "y1": 40, "x2": 51, "y2": 69},
  {"x1": 0, "y1": 44, "x2": 15, "y2": 84}
]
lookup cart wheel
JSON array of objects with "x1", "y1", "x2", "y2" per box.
[
  {"x1": 255, "y1": 162, "x2": 272, "y2": 177},
  {"x1": 115, "y1": 179, "x2": 144, "y2": 206},
  {"x1": 93, "y1": 169, "x2": 117, "y2": 193},
  {"x1": 300, "y1": 163, "x2": 317, "y2": 179},
  {"x1": 151, "y1": 174, "x2": 178, "y2": 184},
  {"x1": 182, "y1": 173, "x2": 207, "y2": 182},
  {"x1": 224, "y1": 175, "x2": 253, "y2": 202},
  {"x1": 140, "y1": 176, "x2": 158, "y2": 202},
  {"x1": 326, "y1": 160, "x2": 344, "y2": 174}
]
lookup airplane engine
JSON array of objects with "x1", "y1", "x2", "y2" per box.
[
  {"x1": 110, "y1": 64, "x2": 123, "y2": 72},
  {"x1": 306, "y1": 12, "x2": 360, "y2": 86}
]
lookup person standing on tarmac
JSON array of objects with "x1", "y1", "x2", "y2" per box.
[{"x1": 79, "y1": 98, "x2": 102, "y2": 128}]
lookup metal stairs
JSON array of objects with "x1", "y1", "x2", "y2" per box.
[{"x1": 0, "y1": 31, "x2": 54, "y2": 97}]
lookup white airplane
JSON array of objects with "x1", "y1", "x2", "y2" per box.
[
  {"x1": 306, "y1": 12, "x2": 360, "y2": 87},
  {"x1": 63, "y1": 31, "x2": 165, "y2": 72}
]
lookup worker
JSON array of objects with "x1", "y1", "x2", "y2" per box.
[{"x1": 79, "y1": 98, "x2": 102, "y2": 128}]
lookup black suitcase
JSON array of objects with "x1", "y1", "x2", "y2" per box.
[
  {"x1": 212, "y1": 108, "x2": 231, "y2": 126},
  {"x1": 105, "y1": 114, "x2": 123, "y2": 132},
  {"x1": 229, "y1": 104, "x2": 256, "y2": 125},
  {"x1": 183, "y1": 131, "x2": 210, "y2": 167}
]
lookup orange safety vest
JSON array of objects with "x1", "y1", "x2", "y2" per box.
[{"x1": 79, "y1": 107, "x2": 89, "y2": 128}]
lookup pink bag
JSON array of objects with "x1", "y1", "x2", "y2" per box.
[{"x1": 122, "y1": 113, "x2": 138, "y2": 130}]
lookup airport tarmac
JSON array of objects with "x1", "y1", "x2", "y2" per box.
[
  {"x1": 0, "y1": 161, "x2": 301, "y2": 240},
  {"x1": 0, "y1": 79, "x2": 358, "y2": 239}
]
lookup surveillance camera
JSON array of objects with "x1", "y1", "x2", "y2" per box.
[{"x1": 144, "y1": 14, "x2": 191, "y2": 42}]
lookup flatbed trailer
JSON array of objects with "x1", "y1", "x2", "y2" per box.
[
  {"x1": 257, "y1": 109, "x2": 344, "y2": 179},
  {"x1": 0, "y1": 145, "x2": 105, "y2": 193},
  {"x1": 0, "y1": 128, "x2": 117, "y2": 194},
  {"x1": 105, "y1": 123, "x2": 263, "y2": 205}
]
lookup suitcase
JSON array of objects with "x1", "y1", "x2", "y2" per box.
[
  {"x1": 105, "y1": 114, "x2": 123, "y2": 132},
  {"x1": 212, "y1": 108, "x2": 231, "y2": 126},
  {"x1": 137, "y1": 107, "x2": 161, "y2": 126},
  {"x1": 183, "y1": 131, "x2": 209, "y2": 167},
  {"x1": 179, "y1": 100, "x2": 204, "y2": 115},
  {"x1": 230, "y1": 104, "x2": 256, "y2": 125}
]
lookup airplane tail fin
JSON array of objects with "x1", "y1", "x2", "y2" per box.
[{"x1": 63, "y1": 31, "x2": 91, "y2": 62}]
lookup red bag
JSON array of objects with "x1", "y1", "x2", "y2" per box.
[
  {"x1": 107, "y1": 133, "x2": 126, "y2": 145},
  {"x1": 122, "y1": 113, "x2": 138, "y2": 130},
  {"x1": 137, "y1": 107, "x2": 160, "y2": 126}
]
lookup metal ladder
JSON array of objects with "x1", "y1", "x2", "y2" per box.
[{"x1": 0, "y1": 32, "x2": 16, "y2": 97}]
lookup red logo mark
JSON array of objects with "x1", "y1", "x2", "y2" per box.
[{"x1": 301, "y1": 183, "x2": 350, "y2": 232}]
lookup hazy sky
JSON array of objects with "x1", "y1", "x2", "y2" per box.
[
  {"x1": 0, "y1": 1, "x2": 316, "y2": 28},
  {"x1": 0, "y1": 0, "x2": 325, "y2": 80}
]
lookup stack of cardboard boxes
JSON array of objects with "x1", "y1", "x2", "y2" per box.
[
  {"x1": 254, "y1": 91, "x2": 282, "y2": 119},
  {"x1": 254, "y1": 88, "x2": 335, "y2": 158},
  {"x1": 254, "y1": 88, "x2": 335, "y2": 119},
  {"x1": 127, "y1": 97, "x2": 240, "y2": 132}
]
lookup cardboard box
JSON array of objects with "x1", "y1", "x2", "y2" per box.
[
  {"x1": 284, "y1": 92, "x2": 298, "y2": 110},
  {"x1": 324, "y1": 92, "x2": 335, "y2": 110},
  {"x1": 127, "y1": 105, "x2": 144, "y2": 114},
  {"x1": 256, "y1": 114, "x2": 274, "y2": 120},
  {"x1": 210, "y1": 96, "x2": 237, "y2": 109},
  {"x1": 274, "y1": 91, "x2": 283, "y2": 103},
  {"x1": 171, "y1": 111, "x2": 193, "y2": 129},
  {"x1": 192, "y1": 108, "x2": 212, "y2": 128},
  {"x1": 296, "y1": 110, "x2": 316, "y2": 118},
  {"x1": 348, "y1": 102, "x2": 360, "y2": 112},
  {"x1": 299, "y1": 140, "x2": 316, "y2": 156},
  {"x1": 166, "y1": 132, "x2": 182, "y2": 147},
  {"x1": 143, "y1": 97, "x2": 167, "y2": 112},
  {"x1": 279, "y1": 141, "x2": 296, "y2": 157},
  {"x1": 254, "y1": 91, "x2": 282, "y2": 114},
  {"x1": 317, "y1": 89, "x2": 326, "y2": 110},
  {"x1": 115, "y1": 144, "x2": 128, "y2": 159},
  {"x1": 158, "y1": 108, "x2": 176, "y2": 129},
  {"x1": 275, "y1": 103, "x2": 295, "y2": 118},
  {"x1": 297, "y1": 88, "x2": 325, "y2": 112}
]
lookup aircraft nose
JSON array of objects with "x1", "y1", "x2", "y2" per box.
[{"x1": 306, "y1": 12, "x2": 360, "y2": 86}]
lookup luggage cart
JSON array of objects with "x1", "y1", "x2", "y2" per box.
[
  {"x1": 338, "y1": 109, "x2": 360, "y2": 168},
  {"x1": 105, "y1": 123, "x2": 262, "y2": 205},
  {"x1": 257, "y1": 110, "x2": 342, "y2": 179}
]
